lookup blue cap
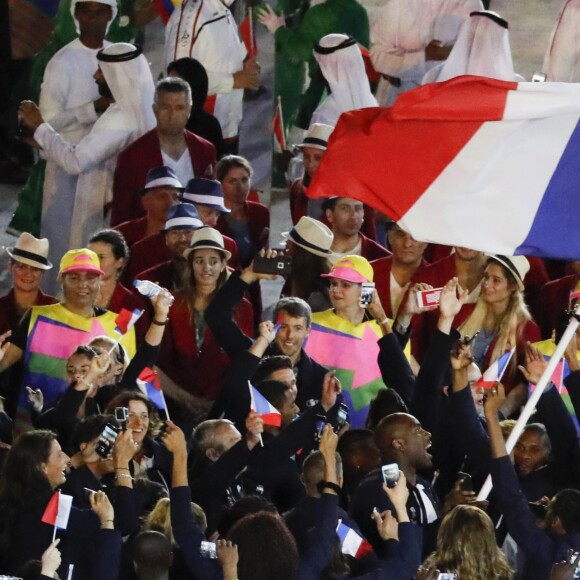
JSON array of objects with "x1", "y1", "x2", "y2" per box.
[
  {"x1": 162, "y1": 203, "x2": 204, "y2": 231},
  {"x1": 179, "y1": 178, "x2": 230, "y2": 213},
  {"x1": 141, "y1": 166, "x2": 184, "y2": 195}
]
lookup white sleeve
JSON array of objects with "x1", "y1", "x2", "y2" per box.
[
  {"x1": 39, "y1": 59, "x2": 98, "y2": 133},
  {"x1": 206, "y1": 70, "x2": 235, "y2": 95},
  {"x1": 34, "y1": 116, "x2": 131, "y2": 176},
  {"x1": 543, "y1": 0, "x2": 580, "y2": 82}
]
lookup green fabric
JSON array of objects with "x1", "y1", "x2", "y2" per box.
[{"x1": 7, "y1": 160, "x2": 45, "y2": 237}]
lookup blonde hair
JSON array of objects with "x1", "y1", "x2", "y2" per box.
[
  {"x1": 142, "y1": 497, "x2": 207, "y2": 543},
  {"x1": 423, "y1": 505, "x2": 513, "y2": 580},
  {"x1": 460, "y1": 261, "x2": 531, "y2": 376}
]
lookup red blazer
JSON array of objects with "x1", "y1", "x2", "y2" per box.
[
  {"x1": 115, "y1": 217, "x2": 149, "y2": 248},
  {"x1": 360, "y1": 233, "x2": 390, "y2": 262},
  {"x1": 216, "y1": 201, "x2": 270, "y2": 267},
  {"x1": 157, "y1": 292, "x2": 254, "y2": 400},
  {"x1": 0, "y1": 289, "x2": 57, "y2": 334},
  {"x1": 131, "y1": 231, "x2": 239, "y2": 281},
  {"x1": 112, "y1": 129, "x2": 216, "y2": 226}
]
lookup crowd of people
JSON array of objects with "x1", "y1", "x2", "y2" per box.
[{"x1": 2, "y1": 0, "x2": 580, "y2": 578}]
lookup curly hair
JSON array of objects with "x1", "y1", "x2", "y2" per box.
[{"x1": 423, "y1": 505, "x2": 513, "y2": 580}]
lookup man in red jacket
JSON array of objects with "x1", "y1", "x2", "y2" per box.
[{"x1": 111, "y1": 76, "x2": 216, "y2": 226}]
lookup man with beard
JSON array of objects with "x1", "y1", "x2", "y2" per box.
[{"x1": 18, "y1": 42, "x2": 156, "y2": 257}]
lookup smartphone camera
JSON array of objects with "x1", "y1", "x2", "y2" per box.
[
  {"x1": 457, "y1": 472, "x2": 473, "y2": 493},
  {"x1": 96, "y1": 421, "x2": 120, "y2": 458},
  {"x1": 199, "y1": 541, "x2": 217, "y2": 559},
  {"x1": 437, "y1": 574, "x2": 458, "y2": 580},
  {"x1": 114, "y1": 406, "x2": 129, "y2": 430},
  {"x1": 334, "y1": 402, "x2": 349, "y2": 432},
  {"x1": 381, "y1": 463, "x2": 400, "y2": 489},
  {"x1": 359, "y1": 282, "x2": 375, "y2": 307},
  {"x1": 314, "y1": 415, "x2": 327, "y2": 443}
]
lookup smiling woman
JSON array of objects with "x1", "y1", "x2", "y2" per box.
[{"x1": 157, "y1": 228, "x2": 254, "y2": 406}]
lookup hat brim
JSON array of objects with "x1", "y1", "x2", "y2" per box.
[
  {"x1": 295, "y1": 142, "x2": 327, "y2": 151},
  {"x1": 183, "y1": 244, "x2": 232, "y2": 263},
  {"x1": 487, "y1": 255, "x2": 525, "y2": 291},
  {"x1": 321, "y1": 267, "x2": 369, "y2": 283},
  {"x1": 284, "y1": 232, "x2": 333, "y2": 258},
  {"x1": 59, "y1": 265, "x2": 105, "y2": 276},
  {"x1": 6, "y1": 248, "x2": 53, "y2": 270}
]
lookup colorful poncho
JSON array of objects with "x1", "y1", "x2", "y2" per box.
[{"x1": 304, "y1": 310, "x2": 402, "y2": 427}]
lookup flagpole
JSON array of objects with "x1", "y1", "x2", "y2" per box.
[
  {"x1": 67, "y1": 564, "x2": 74, "y2": 580},
  {"x1": 277, "y1": 95, "x2": 286, "y2": 150},
  {"x1": 477, "y1": 305, "x2": 580, "y2": 501},
  {"x1": 160, "y1": 389, "x2": 171, "y2": 421},
  {"x1": 249, "y1": 7, "x2": 254, "y2": 56},
  {"x1": 248, "y1": 381, "x2": 264, "y2": 447},
  {"x1": 52, "y1": 490, "x2": 60, "y2": 542}
]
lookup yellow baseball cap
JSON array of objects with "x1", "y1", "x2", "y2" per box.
[
  {"x1": 322, "y1": 255, "x2": 374, "y2": 283},
  {"x1": 59, "y1": 249, "x2": 104, "y2": 276}
]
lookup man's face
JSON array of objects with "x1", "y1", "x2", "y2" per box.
[
  {"x1": 209, "y1": 423, "x2": 242, "y2": 461},
  {"x1": 325, "y1": 198, "x2": 364, "y2": 237},
  {"x1": 274, "y1": 312, "x2": 309, "y2": 360},
  {"x1": 388, "y1": 225, "x2": 427, "y2": 266},
  {"x1": 75, "y1": 1, "x2": 112, "y2": 39},
  {"x1": 195, "y1": 204, "x2": 221, "y2": 227},
  {"x1": 221, "y1": 167, "x2": 250, "y2": 206},
  {"x1": 278, "y1": 389, "x2": 300, "y2": 426},
  {"x1": 165, "y1": 228, "x2": 194, "y2": 257},
  {"x1": 381, "y1": 415, "x2": 432, "y2": 470},
  {"x1": 514, "y1": 429, "x2": 550, "y2": 476},
  {"x1": 9, "y1": 261, "x2": 43, "y2": 293},
  {"x1": 93, "y1": 67, "x2": 113, "y2": 99},
  {"x1": 154, "y1": 91, "x2": 191, "y2": 137},
  {"x1": 142, "y1": 188, "x2": 179, "y2": 222},
  {"x1": 302, "y1": 146, "x2": 325, "y2": 178},
  {"x1": 269, "y1": 367, "x2": 298, "y2": 399}
]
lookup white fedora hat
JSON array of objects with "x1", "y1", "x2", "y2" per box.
[
  {"x1": 183, "y1": 227, "x2": 232, "y2": 262},
  {"x1": 296, "y1": 123, "x2": 335, "y2": 151},
  {"x1": 6, "y1": 232, "x2": 52, "y2": 270},
  {"x1": 284, "y1": 216, "x2": 334, "y2": 258}
]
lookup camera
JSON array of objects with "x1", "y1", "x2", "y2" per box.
[
  {"x1": 114, "y1": 407, "x2": 129, "y2": 430},
  {"x1": 95, "y1": 421, "x2": 120, "y2": 458},
  {"x1": 359, "y1": 282, "x2": 375, "y2": 307},
  {"x1": 199, "y1": 541, "x2": 217, "y2": 559},
  {"x1": 314, "y1": 415, "x2": 327, "y2": 443},
  {"x1": 381, "y1": 463, "x2": 400, "y2": 488}
]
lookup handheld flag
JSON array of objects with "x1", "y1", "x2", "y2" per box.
[
  {"x1": 42, "y1": 491, "x2": 73, "y2": 540},
  {"x1": 476, "y1": 348, "x2": 515, "y2": 389},
  {"x1": 249, "y1": 381, "x2": 282, "y2": 427},
  {"x1": 336, "y1": 520, "x2": 373, "y2": 558},
  {"x1": 309, "y1": 76, "x2": 580, "y2": 260},
  {"x1": 114, "y1": 308, "x2": 143, "y2": 335},
  {"x1": 272, "y1": 96, "x2": 286, "y2": 152},
  {"x1": 240, "y1": 9, "x2": 258, "y2": 58},
  {"x1": 155, "y1": 0, "x2": 180, "y2": 23},
  {"x1": 138, "y1": 367, "x2": 170, "y2": 419}
]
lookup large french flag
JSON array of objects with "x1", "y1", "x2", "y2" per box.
[{"x1": 309, "y1": 76, "x2": 580, "y2": 260}]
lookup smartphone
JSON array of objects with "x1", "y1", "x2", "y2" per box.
[
  {"x1": 254, "y1": 254, "x2": 292, "y2": 276},
  {"x1": 114, "y1": 407, "x2": 129, "y2": 430},
  {"x1": 199, "y1": 541, "x2": 217, "y2": 559},
  {"x1": 416, "y1": 287, "x2": 442, "y2": 308},
  {"x1": 457, "y1": 472, "x2": 473, "y2": 492},
  {"x1": 359, "y1": 282, "x2": 375, "y2": 307},
  {"x1": 334, "y1": 402, "x2": 349, "y2": 432},
  {"x1": 95, "y1": 422, "x2": 120, "y2": 458},
  {"x1": 314, "y1": 415, "x2": 327, "y2": 443},
  {"x1": 381, "y1": 463, "x2": 400, "y2": 488},
  {"x1": 437, "y1": 574, "x2": 458, "y2": 580}
]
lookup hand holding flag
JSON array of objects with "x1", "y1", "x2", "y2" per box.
[{"x1": 248, "y1": 381, "x2": 282, "y2": 427}]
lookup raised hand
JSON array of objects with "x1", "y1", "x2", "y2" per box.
[{"x1": 518, "y1": 342, "x2": 548, "y2": 385}]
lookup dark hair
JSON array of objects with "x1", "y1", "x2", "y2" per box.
[
  {"x1": 228, "y1": 512, "x2": 299, "y2": 580},
  {"x1": 253, "y1": 355, "x2": 293, "y2": 385},
  {"x1": 70, "y1": 414, "x2": 114, "y2": 453},
  {"x1": 0, "y1": 430, "x2": 56, "y2": 506},
  {"x1": 274, "y1": 297, "x2": 312, "y2": 328},
  {"x1": 256, "y1": 380, "x2": 290, "y2": 409},
  {"x1": 366, "y1": 389, "x2": 408, "y2": 430},
  {"x1": 336, "y1": 428, "x2": 375, "y2": 454},
  {"x1": 551, "y1": 489, "x2": 580, "y2": 532},
  {"x1": 285, "y1": 243, "x2": 331, "y2": 303},
  {"x1": 105, "y1": 391, "x2": 160, "y2": 434},
  {"x1": 155, "y1": 76, "x2": 192, "y2": 106},
  {"x1": 89, "y1": 228, "x2": 130, "y2": 276},
  {"x1": 132, "y1": 530, "x2": 173, "y2": 574},
  {"x1": 217, "y1": 495, "x2": 277, "y2": 537},
  {"x1": 216, "y1": 155, "x2": 253, "y2": 181},
  {"x1": 321, "y1": 197, "x2": 339, "y2": 212},
  {"x1": 167, "y1": 57, "x2": 208, "y2": 109}
]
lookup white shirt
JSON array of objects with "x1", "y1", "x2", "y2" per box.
[
  {"x1": 544, "y1": 0, "x2": 580, "y2": 82},
  {"x1": 162, "y1": 148, "x2": 194, "y2": 185}
]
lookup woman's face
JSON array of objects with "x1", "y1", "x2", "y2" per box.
[
  {"x1": 192, "y1": 248, "x2": 226, "y2": 288},
  {"x1": 61, "y1": 271, "x2": 102, "y2": 309},
  {"x1": 43, "y1": 439, "x2": 70, "y2": 488},
  {"x1": 221, "y1": 166, "x2": 250, "y2": 206},
  {"x1": 89, "y1": 241, "x2": 124, "y2": 282},
  {"x1": 329, "y1": 278, "x2": 361, "y2": 310},
  {"x1": 481, "y1": 262, "x2": 516, "y2": 307},
  {"x1": 66, "y1": 353, "x2": 93, "y2": 385},
  {"x1": 127, "y1": 400, "x2": 150, "y2": 444}
]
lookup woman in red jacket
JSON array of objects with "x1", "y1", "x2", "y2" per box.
[{"x1": 159, "y1": 228, "x2": 253, "y2": 402}]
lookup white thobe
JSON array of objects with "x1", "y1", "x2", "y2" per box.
[
  {"x1": 164, "y1": 0, "x2": 247, "y2": 138},
  {"x1": 543, "y1": 0, "x2": 580, "y2": 82}
]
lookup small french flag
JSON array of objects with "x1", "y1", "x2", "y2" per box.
[
  {"x1": 249, "y1": 382, "x2": 282, "y2": 427},
  {"x1": 336, "y1": 520, "x2": 373, "y2": 558},
  {"x1": 114, "y1": 308, "x2": 143, "y2": 335},
  {"x1": 476, "y1": 348, "x2": 515, "y2": 389},
  {"x1": 42, "y1": 491, "x2": 73, "y2": 530},
  {"x1": 138, "y1": 367, "x2": 168, "y2": 413}
]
